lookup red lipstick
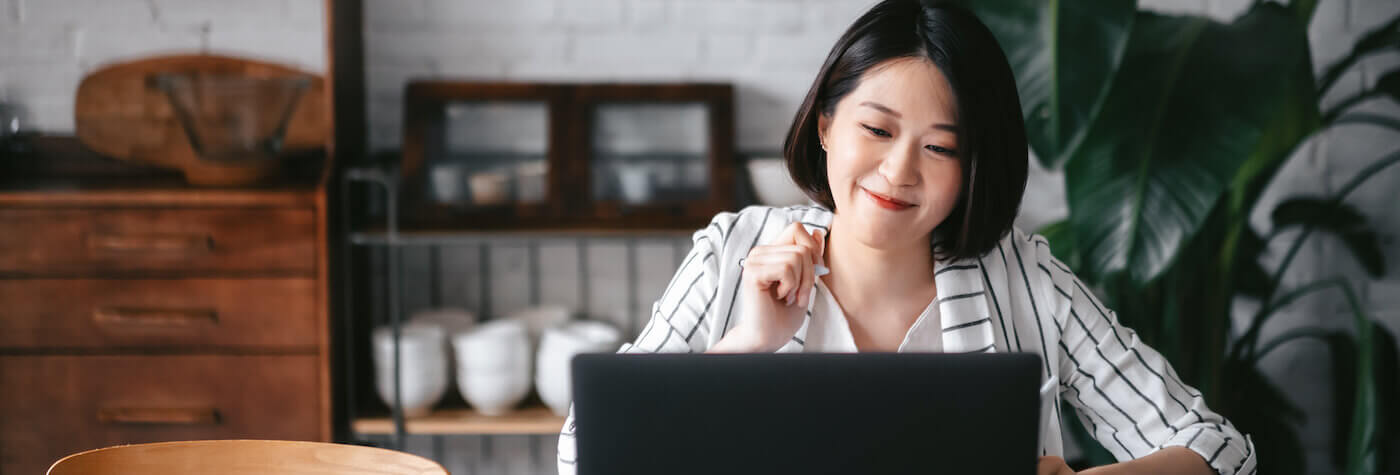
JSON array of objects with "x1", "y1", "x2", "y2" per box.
[{"x1": 864, "y1": 188, "x2": 915, "y2": 211}]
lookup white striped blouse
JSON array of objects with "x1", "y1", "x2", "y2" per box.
[{"x1": 557, "y1": 205, "x2": 1257, "y2": 474}]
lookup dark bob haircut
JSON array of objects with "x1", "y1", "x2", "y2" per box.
[{"x1": 783, "y1": 0, "x2": 1028, "y2": 261}]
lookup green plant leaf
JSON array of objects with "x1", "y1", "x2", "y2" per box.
[
  {"x1": 1035, "y1": 219, "x2": 1081, "y2": 271},
  {"x1": 1218, "y1": 358, "x2": 1306, "y2": 475},
  {"x1": 1064, "y1": 4, "x2": 1317, "y2": 284},
  {"x1": 1317, "y1": 14, "x2": 1400, "y2": 95},
  {"x1": 1327, "y1": 331, "x2": 1362, "y2": 471},
  {"x1": 1336, "y1": 321, "x2": 1400, "y2": 473},
  {"x1": 1234, "y1": 225, "x2": 1275, "y2": 298},
  {"x1": 1376, "y1": 69, "x2": 1400, "y2": 103},
  {"x1": 961, "y1": 0, "x2": 1137, "y2": 169},
  {"x1": 1270, "y1": 197, "x2": 1386, "y2": 277},
  {"x1": 1372, "y1": 323, "x2": 1400, "y2": 472},
  {"x1": 1289, "y1": 0, "x2": 1319, "y2": 26}
]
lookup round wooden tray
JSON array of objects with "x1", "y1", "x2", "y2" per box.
[{"x1": 74, "y1": 54, "x2": 329, "y2": 186}]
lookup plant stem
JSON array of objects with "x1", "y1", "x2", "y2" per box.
[
  {"x1": 1333, "y1": 112, "x2": 1400, "y2": 132},
  {"x1": 1322, "y1": 90, "x2": 1378, "y2": 124},
  {"x1": 1254, "y1": 326, "x2": 1338, "y2": 361}
]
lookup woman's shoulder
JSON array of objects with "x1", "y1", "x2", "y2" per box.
[
  {"x1": 985, "y1": 226, "x2": 1057, "y2": 265},
  {"x1": 982, "y1": 225, "x2": 1077, "y2": 306},
  {"x1": 694, "y1": 205, "x2": 833, "y2": 252}
]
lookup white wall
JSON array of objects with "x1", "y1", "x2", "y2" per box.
[
  {"x1": 2, "y1": 0, "x2": 1397, "y2": 474},
  {"x1": 0, "y1": 0, "x2": 325, "y2": 132}
]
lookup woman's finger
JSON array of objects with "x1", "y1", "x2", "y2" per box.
[
  {"x1": 767, "y1": 222, "x2": 804, "y2": 247},
  {"x1": 790, "y1": 225, "x2": 819, "y2": 304},
  {"x1": 745, "y1": 251, "x2": 801, "y2": 300}
]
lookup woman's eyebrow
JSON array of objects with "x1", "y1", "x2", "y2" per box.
[
  {"x1": 860, "y1": 100, "x2": 902, "y2": 118},
  {"x1": 859, "y1": 101, "x2": 957, "y2": 132}
]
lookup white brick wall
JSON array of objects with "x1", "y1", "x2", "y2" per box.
[
  {"x1": 0, "y1": 0, "x2": 324, "y2": 132},
  {"x1": 2, "y1": 1, "x2": 1397, "y2": 474}
]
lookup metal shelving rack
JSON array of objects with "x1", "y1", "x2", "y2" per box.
[{"x1": 338, "y1": 165, "x2": 691, "y2": 470}]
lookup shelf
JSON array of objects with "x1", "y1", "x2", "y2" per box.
[
  {"x1": 353, "y1": 405, "x2": 568, "y2": 435},
  {"x1": 348, "y1": 228, "x2": 693, "y2": 246}
]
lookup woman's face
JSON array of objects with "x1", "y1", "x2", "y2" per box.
[{"x1": 818, "y1": 56, "x2": 963, "y2": 252}]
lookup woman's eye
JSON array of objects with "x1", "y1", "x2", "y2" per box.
[
  {"x1": 926, "y1": 145, "x2": 955, "y2": 155},
  {"x1": 861, "y1": 124, "x2": 891, "y2": 138}
]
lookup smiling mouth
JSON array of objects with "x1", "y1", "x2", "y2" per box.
[{"x1": 863, "y1": 187, "x2": 915, "y2": 210}]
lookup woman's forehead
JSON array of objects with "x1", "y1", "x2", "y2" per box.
[{"x1": 846, "y1": 57, "x2": 958, "y2": 124}]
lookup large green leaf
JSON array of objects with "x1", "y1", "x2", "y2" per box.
[
  {"x1": 1219, "y1": 358, "x2": 1307, "y2": 475},
  {"x1": 1317, "y1": 15, "x2": 1399, "y2": 95},
  {"x1": 1034, "y1": 219, "x2": 1081, "y2": 271},
  {"x1": 1271, "y1": 197, "x2": 1386, "y2": 277},
  {"x1": 1064, "y1": 3, "x2": 1317, "y2": 284},
  {"x1": 1330, "y1": 322, "x2": 1400, "y2": 472},
  {"x1": 961, "y1": 0, "x2": 1137, "y2": 168}
]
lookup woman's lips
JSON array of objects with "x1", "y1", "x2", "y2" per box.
[{"x1": 863, "y1": 187, "x2": 915, "y2": 211}]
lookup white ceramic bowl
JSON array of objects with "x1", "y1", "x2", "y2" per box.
[
  {"x1": 746, "y1": 157, "x2": 809, "y2": 206},
  {"x1": 372, "y1": 325, "x2": 449, "y2": 417},
  {"x1": 469, "y1": 169, "x2": 510, "y2": 205},
  {"x1": 536, "y1": 320, "x2": 623, "y2": 416},
  {"x1": 451, "y1": 319, "x2": 532, "y2": 415},
  {"x1": 505, "y1": 305, "x2": 574, "y2": 344},
  {"x1": 410, "y1": 308, "x2": 477, "y2": 382},
  {"x1": 429, "y1": 164, "x2": 467, "y2": 203},
  {"x1": 615, "y1": 162, "x2": 653, "y2": 204}
]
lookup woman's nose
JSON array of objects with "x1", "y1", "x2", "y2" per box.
[{"x1": 877, "y1": 143, "x2": 921, "y2": 187}]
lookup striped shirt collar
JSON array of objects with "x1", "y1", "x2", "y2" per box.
[{"x1": 782, "y1": 207, "x2": 995, "y2": 354}]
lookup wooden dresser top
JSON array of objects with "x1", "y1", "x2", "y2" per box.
[{"x1": 0, "y1": 136, "x2": 329, "y2": 207}]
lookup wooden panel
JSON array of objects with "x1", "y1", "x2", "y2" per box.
[
  {"x1": 0, "y1": 354, "x2": 321, "y2": 475},
  {"x1": 0, "y1": 278, "x2": 316, "y2": 349},
  {"x1": 0, "y1": 207, "x2": 315, "y2": 275}
]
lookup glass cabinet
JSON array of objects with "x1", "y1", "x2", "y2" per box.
[{"x1": 400, "y1": 82, "x2": 734, "y2": 230}]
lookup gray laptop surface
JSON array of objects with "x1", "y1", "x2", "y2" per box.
[{"x1": 570, "y1": 352, "x2": 1042, "y2": 474}]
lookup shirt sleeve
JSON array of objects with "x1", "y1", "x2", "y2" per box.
[
  {"x1": 557, "y1": 216, "x2": 727, "y2": 474},
  {"x1": 1034, "y1": 235, "x2": 1257, "y2": 474}
]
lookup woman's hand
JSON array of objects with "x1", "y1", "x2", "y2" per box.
[
  {"x1": 1038, "y1": 456, "x2": 1076, "y2": 475},
  {"x1": 711, "y1": 222, "x2": 826, "y2": 353}
]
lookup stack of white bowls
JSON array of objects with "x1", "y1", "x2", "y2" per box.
[
  {"x1": 371, "y1": 323, "x2": 450, "y2": 417},
  {"x1": 372, "y1": 304, "x2": 627, "y2": 418},
  {"x1": 371, "y1": 308, "x2": 475, "y2": 417},
  {"x1": 535, "y1": 320, "x2": 623, "y2": 416},
  {"x1": 451, "y1": 318, "x2": 534, "y2": 416}
]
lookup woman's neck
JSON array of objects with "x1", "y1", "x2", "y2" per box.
[{"x1": 821, "y1": 213, "x2": 937, "y2": 313}]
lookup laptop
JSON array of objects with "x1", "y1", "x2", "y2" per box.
[{"x1": 570, "y1": 352, "x2": 1042, "y2": 474}]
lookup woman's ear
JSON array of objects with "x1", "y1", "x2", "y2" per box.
[{"x1": 816, "y1": 113, "x2": 831, "y2": 151}]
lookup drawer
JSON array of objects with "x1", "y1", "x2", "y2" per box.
[
  {"x1": 0, "y1": 355, "x2": 322, "y2": 475},
  {"x1": 0, "y1": 207, "x2": 315, "y2": 275},
  {"x1": 0, "y1": 278, "x2": 317, "y2": 349}
]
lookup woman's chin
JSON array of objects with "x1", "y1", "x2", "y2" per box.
[{"x1": 847, "y1": 217, "x2": 929, "y2": 250}]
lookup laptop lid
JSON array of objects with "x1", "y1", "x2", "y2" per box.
[{"x1": 571, "y1": 352, "x2": 1042, "y2": 475}]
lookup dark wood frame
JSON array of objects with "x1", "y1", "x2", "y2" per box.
[{"x1": 400, "y1": 81, "x2": 735, "y2": 231}]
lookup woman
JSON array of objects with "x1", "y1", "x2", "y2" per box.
[{"x1": 558, "y1": 1, "x2": 1256, "y2": 473}]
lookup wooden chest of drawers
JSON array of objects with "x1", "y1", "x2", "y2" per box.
[{"x1": 0, "y1": 140, "x2": 332, "y2": 475}]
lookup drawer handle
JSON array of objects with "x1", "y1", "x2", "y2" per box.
[
  {"x1": 97, "y1": 407, "x2": 222, "y2": 425},
  {"x1": 87, "y1": 233, "x2": 214, "y2": 255},
  {"x1": 93, "y1": 307, "x2": 219, "y2": 328}
]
